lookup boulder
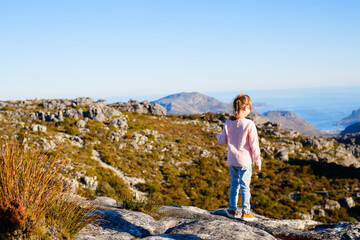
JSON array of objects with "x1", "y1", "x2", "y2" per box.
[
  {"x1": 275, "y1": 147, "x2": 289, "y2": 162},
  {"x1": 75, "y1": 97, "x2": 94, "y2": 106},
  {"x1": 64, "y1": 108, "x2": 84, "y2": 120},
  {"x1": 76, "y1": 120, "x2": 87, "y2": 128},
  {"x1": 324, "y1": 199, "x2": 341, "y2": 210},
  {"x1": 85, "y1": 103, "x2": 121, "y2": 122},
  {"x1": 339, "y1": 197, "x2": 355, "y2": 209},
  {"x1": 31, "y1": 124, "x2": 47, "y2": 132},
  {"x1": 109, "y1": 117, "x2": 128, "y2": 130},
  {"x1": 86, "y1": 105, "x2": 106, "y2": 122},
  {"x1": 302, "y1": 137, "x2": 322, "y2": 149},
  {"x1": 148, "y1": 102, "x2": 167, "y2": 116}
]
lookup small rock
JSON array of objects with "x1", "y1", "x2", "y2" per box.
[
  {"x1": 76, "y1": 120, "x2": 87, "y2": 128},
  {"x1": 80, "y1": 176, "x2": 98, "y2": 190},
  {"x1": 200, "y1": 150, "x2": 212, "y2": 158},
  {"x1": 298, "y1": 213, "x2": 313, "y2": 220}
]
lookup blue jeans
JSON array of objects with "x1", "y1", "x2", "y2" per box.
[{"x1": 228, "y1": 165, "x2": 252, "y2": 214}]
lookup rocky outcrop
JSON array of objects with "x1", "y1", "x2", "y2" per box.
[
  {"x1": 40, "y1": 97, "x2": 94, "y2": 109},
  {"x1": 75, "y1": 197, "x2": 360, "y2": 240},
  {"x1": 111, "y1": 100, "x2": 167, "y2": 116},
  {"x1": 334, "y1": 133, "x2": 360, "y2": 161},
  {"x1": 27, "y1": 98, "x2": 123, "y2": 122},
  {"x1": 84, "y1": 102, "x2": 122, "y2": 122}
]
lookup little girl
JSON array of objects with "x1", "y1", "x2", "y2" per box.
[{"x1": 217, "y1": 94, "x2": 261, "y2": 221}]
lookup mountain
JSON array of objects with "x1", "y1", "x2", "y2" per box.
[
  {"x1": 336, "y1": 107, "x2": 360, "y2": 127},
  {"x1": 341, "y1": 122, "x2": 360, "y2": 135},
  {"x1": 262, "y1": 111, "x2": 322, "y2": 136},
  {"x1": 152, "y1": 92, "x2": 232, "y2": 115}
]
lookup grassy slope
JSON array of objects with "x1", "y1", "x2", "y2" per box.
[{"x1": 0, "y1": 105, "x2": 359, "y2": 223}]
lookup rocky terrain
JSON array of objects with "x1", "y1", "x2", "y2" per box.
[
  {"x1": 74, "y1": 196, "x2": 360, "y2": 240},
  {"x1": 111, "y1": 100, "x2": 167, "y2": 116},
  {"x1": 0, "y1": 97, "x2": 359, "y2": 238}
]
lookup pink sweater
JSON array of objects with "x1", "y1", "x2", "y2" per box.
[{"x1": 218, "y1": 118, "x2": 261, "y2": 167}]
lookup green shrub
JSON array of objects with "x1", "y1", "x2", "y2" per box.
[{"x1": 120, "y1": 194, "x2": 162, "y2": 219}]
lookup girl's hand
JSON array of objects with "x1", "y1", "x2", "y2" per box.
[{"x1": 256, "y1": 165, "x2": 261, "y2": 172}]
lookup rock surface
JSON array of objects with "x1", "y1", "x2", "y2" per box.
[{"x1": 75, "y1": 197, "x2": 360, "y2": 240}]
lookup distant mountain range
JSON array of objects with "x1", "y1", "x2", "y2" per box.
[
  {"x1": 151, "y1": 92, "x2": 266, "y2": 115},
  {"x1": 152, "y1": 92, "x2": 322, "y2": 136}
]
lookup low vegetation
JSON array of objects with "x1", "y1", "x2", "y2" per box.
[{"x1": 0, "y1": 100, "x2": 359, "y2": 232}]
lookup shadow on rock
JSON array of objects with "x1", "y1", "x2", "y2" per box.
[{"x1": 98, "y1": 210, "x2": 151, "y2": 237}]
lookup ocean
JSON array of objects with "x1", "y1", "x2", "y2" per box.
[{"x1": 206, "y1": 86, "x2": 360, "y2": 131}]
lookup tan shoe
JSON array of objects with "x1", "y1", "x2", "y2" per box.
[
  {"x1": 241, "y1": 211, "x2": 255, "y2": 221},
  {"x1": 226, "y1": 209, "x2": 236, "y2": 218}
]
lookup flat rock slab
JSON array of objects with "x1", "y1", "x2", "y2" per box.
[
  {"x1": 75, "y1": 200, "x2": 360, "y2": 240},
  {"x1": 140, "y1": 234, "x2": 202, "y2": 240},
  {"x1": 248, "y1": 219, "x2": 360, "y2": 240},
  {"x1": 167, "y1": 220, "x2": 277, "y2": 240},
  {"x1": 75, "y1": 208, "x2": 159, "y2": 240}
]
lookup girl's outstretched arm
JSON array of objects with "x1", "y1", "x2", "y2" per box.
[
  {"x1": 217, "y1": 125, "x2": 227, "y2": 144},
  {"x1": 249, "y1": 122, "x2": 261, "y2": 170}
]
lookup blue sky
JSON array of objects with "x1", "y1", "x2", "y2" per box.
[{"x1": 1, "y1": 0, "x2": 359, "y2": 100}]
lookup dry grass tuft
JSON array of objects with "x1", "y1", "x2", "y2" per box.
[{"x1": 0, "y1": 138, "x2": 101, "y2": 239}]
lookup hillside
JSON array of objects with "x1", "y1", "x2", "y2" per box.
[
  {"x1": 336, "y1": 107, "x2": 360, "y2": 127},
  {"x1": 0, "y1": 97, "x2": 359, "y2": 225},
  {"x1": 152, "y1": 92, "x2": 232, "y2": 115},
  {"x1": 262, "y1": 111, "x2": 322, "y2": 136},
  {"x1": 341, "y1": 122, "x2": 360, "y2": 135}
]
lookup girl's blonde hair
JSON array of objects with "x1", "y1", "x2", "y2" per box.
[{"x1": 231, "y1": 94, "x2": 252, "y2": 120}]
